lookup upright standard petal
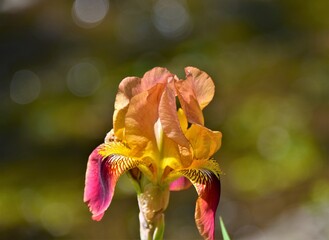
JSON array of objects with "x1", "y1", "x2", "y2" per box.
[
  {"x1": 141, "y1": 67, "x2": 173, "y2": 90},
  {"x1": 125, "y1": 84, "x2": 165, "y2": 154},
  {"x1": 184, "y1": 66, "x2": 215, "y2": 109},
  {"x1": 84, "y1": 143, "x2": 142, "y2": 221},
  {"x1": 113, "y1": 76, "x2": 142, "y2": 139},
  {"x1": 159, "y1": 85, "x2": 190, "y2": 149},
  {"x1": 175, "y1": 67, "x2": 215, "y2": 125}
]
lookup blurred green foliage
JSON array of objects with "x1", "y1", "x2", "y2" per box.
[{"x1": 0, "y1": 0, "x2": 328, "y2": 239}]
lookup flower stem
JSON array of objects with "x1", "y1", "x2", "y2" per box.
[{"x1": 137, "y1": 184, "x2": 169, "y2": 240}]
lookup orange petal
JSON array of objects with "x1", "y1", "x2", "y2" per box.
[
  {"x1": 113, "y1": 67, "x2": 173, "y2": 140},
  {"x1": 159, "y1": 85, "x2": 190, "y2": 148},
  {"x1": 175, "y1": 78, "x2": 204, "y2": 125},
  {"x1": 141, "y1": 67, "x2": 173, "y2": 90},
  {"x1": 175, "y1": 67, "x2": 215, "y2": 125},
  {"x1": 185, "y1": 66, "x2": 215, "y2": 109},
  {"x1": 125, "y1": 84, "x2": 165, "y2": 153},
  {"x1": 186, "y1": 124, "x2": 222, "y2": 159}
]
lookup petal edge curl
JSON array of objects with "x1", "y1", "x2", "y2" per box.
[{"x1": 83, "y1": 143, "x2": 142, "y2": 221}]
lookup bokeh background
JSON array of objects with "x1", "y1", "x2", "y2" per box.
[{"x1": 1, "y1": 0, "x2": 328, "y2": 239}]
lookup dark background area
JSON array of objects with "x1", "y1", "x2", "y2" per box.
[{"x1": 0, "y1": 0, "x2": 328, "y2": 239}]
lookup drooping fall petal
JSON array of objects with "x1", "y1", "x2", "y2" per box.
[
  {"x1": 173, "y1": 159, "x2": 221, "y2": 240},
  {"x1": 84, "y1": 143, "x2": 142, "y2": 221},
  {"x1": 169, "y1": 176, "x2": 192, "y2": 191},
  {"x1": 194, "y1": 174, "x2": 221, "y2": 240}
]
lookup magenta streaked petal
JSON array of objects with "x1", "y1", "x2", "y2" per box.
[
  {"x1": 169, "y1": 176, "x2": 192, "y2": 191},
  {"x1": 84, "y1": 144, "x2": 143, "y2": 221},
  {"x1": 177, "y1": 166, "x2": 221, "y2": 240},
  {"x1": 83, "y1": 146, "x2": 117, "y2": 221},
  {"x1": 195, "y1": 174, "x2": 221, "y2": 240}
]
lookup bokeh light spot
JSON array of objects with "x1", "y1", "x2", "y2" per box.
[
  {"x1": 67, "y1": 61, "x2": 101, "y2": 97},
  {"x1": 72, "y1": 0, "x2": 109, "y2": 28},
  {"x1": 10, "y1": 69, "x2": 41, "y2": 104},
  {"x1": 0, "y1": 0, "x2": 38, "y2": 13},
  {"x1": 152, "y1": 0, "x2": 192, "y2": 39}
]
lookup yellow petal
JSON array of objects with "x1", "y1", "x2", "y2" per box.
[
  {"x1": 177, "y1": 108, "x2": 188, "y2": 133},
  {"x1": 113, "y1": 76, "x2": 142, "y2": 139},
  {"x1": 185, "y1": 124, "x2": 222, "y2": 160}
]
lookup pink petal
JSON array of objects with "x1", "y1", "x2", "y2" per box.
[
  {"x1": 169, "y1": 176, "x2": 192, "y2": 191},
  {"x1": 141, "y1": 67, "x2": 173, "y2": 90},
  {"x1": 83, "y1": 146, "x2": 119, "y2": 221},
  {"x1": 194, "y1": 174, "x2": 221, "y2": 240}
]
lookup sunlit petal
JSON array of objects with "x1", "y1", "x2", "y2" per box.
[
  {"x1": 84, "y1": 143, "x2": 142, "y2": 221},
  {"x1": 125, "y1": 84, "x2": 165, "y2": 154},
  {"x1": 113, "y1": 76, "x2": 142, "y2": 139},
  {"x1": 176, "y1": 78, "x2": 204, "y2": 125},
  {"x1": 175, "y1": 67, "x2": 215, "y2": 125},
  {"x1": 141, "y1": 67, "x2": 173, "y2": 90},
  {"x1": 185, "y1": 66, "x2": 215, "y2": 109},
  {"x1": 159, "y1": 85, "x2": 190, "y2": 148},
  {"x1": 186, "y1": 124, "x2": 222, "y2": 159},
  {"x1": 177, "y1": 108, "x2": 188, "y2": 133}
]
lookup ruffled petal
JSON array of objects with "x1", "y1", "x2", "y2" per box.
[
  {"x1": 113, "y1": 77, "x2": 142, "y2": 139},
  {"x1": 185, "y1": 124, "x2": 222, "y2": 160},
  {"x1": 177, "y1": 161, "x2": 221, "y2": 240},
  {"x1": 175, "y1": 67, "x2": 215, "y2": 125},
  {"x1": 113, "y1": 67, "x2": 172, "y2": 140},
  {"x1": 83, "y1": 143, "x2": 142, "y2": 221},
  {"x1": 184, "y1": 66, "x2": 215, "y2": 110},
  {"x1": 141, "y1": 67, "x2": 173, "y2": 90},
  {"x1": 175, "y1": 78, "x2": 204, "y2": 125}
]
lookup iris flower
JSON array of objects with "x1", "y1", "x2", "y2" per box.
[{"x1": 84, "y1": 67, "x2": 222, "y2": 240}]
